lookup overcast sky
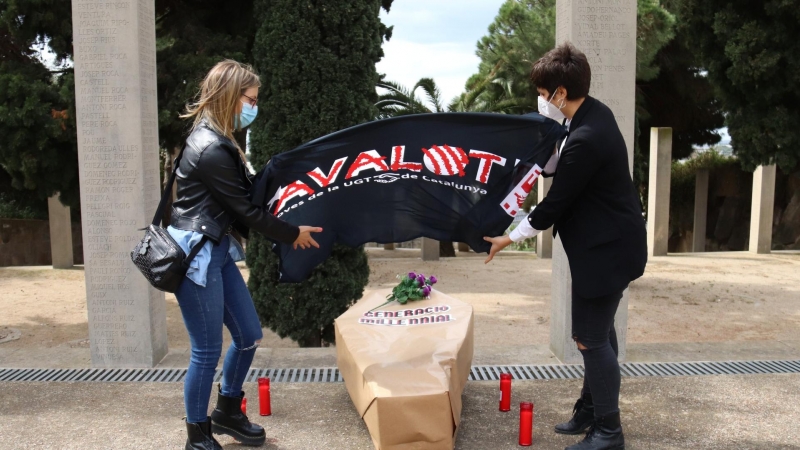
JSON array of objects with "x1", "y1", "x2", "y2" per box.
[{"x1": 377, "y1": 0, "x2": 506, "y2": 106}]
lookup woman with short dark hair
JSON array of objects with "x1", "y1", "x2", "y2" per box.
[{"x1": 485, "y1": 43, "x2": 647, "y2": 450}]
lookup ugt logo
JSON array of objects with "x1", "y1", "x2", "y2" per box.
[{"x1": 373, "y1": 173, "x2": 401, "y2": 184}]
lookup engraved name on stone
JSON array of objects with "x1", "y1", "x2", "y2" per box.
[{"x1": 74, "y1": 0, "x2": 165, "y2": 366}]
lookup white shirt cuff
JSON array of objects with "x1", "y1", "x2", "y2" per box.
[
  {"x1": 509, "y1": 210, "x2": 544, "y2": 242},
  {"x1": 543, "y1": 151, "x2": 559, "y2": 175}
]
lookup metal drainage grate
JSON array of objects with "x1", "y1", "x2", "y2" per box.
[
  {"x1": 0, "y1": 360, "x2": 797, "y2": 383},
  {"x1": 0, "y1": 367, "x2": 344, "y2": 384},
  {"x1": 469, "y1": 360, "x2": 800, "y2": 381}
]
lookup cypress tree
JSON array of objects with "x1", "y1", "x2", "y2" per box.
[{"x1": 248, "y1": 0, "x2": 393, "y2": 346}]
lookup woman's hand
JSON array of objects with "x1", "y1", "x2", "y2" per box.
[
  {"x1": 293, "y1": 226, "x2": 323, "y2": 250},
  {"x1": 483, "y1": 235, "x2": 513, "y2": 264}
]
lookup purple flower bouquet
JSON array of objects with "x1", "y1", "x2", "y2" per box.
[{"x1": 368, "y1": 272, "x2": 438, "y2": 312}]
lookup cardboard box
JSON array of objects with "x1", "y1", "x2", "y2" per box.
[{"x1": 335, "y1": 289, "x2": 475, "y2": 450}]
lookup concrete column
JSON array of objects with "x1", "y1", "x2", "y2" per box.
[
  {"x1": 693, "y1": 169, "x2": 709, "y2": 252},
  {"x1": 421, "y1": 238, "x2": 439, "y2": 261},
  {"x1": 647, "y1": 128, "x2": 672, "y2": 257},
  {"x1": 72, "y1": 0, "x2": 167, "y2": 367},
  {"x1": 749, "y1": 165, "x2": 776, "y2": 254},
  {"x1": 552, "y1": 0, "x2": 636, "y2": 363},
  {"x1": 457, "y1": 242, "x2": 470, "y2": 253},
  {"x1": 47, "y1": 195, "x2": 74, "y2": 269},
  {"x1": 536, "y1": 177, "x2": 553, "y2": 259}
]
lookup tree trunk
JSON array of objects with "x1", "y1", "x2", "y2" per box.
[
  {"x1": 439, "y1": 241, "x2": 456, "y2": 257},
  {"x1": 299, "y1": 332, "x2": 323, "y2": 347}
]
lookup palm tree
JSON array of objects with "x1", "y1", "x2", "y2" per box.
[
  {"x1": 374, "y1": 77, "x2": 457, "y2": 256},
  {"x1": 376, "y1": 77, "x2": 445, "y2": 118}
]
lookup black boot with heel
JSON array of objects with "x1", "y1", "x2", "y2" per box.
[
  {"x1": 565, "y1": 411, "x2": 625, "y2": 450},
  {"x1": 555, "y1": 393, "x2": 595, "y2": 435},
  {"x1": 210, "y1": 389, "x2": 267, "y2": 446},
  {"x1": 185, "y1": 417, "x2": 222, "y2": 450}
]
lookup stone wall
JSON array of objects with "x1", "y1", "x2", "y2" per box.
[
  {"x1": 670, "y1": 166, "x2": 800, "y2": 252},
  {"x1": 772, "y1": 168, "x2": 800, "y2": 250},
  {"x1": 0, "y1": 219, "x2": 84, "y2": 266}
]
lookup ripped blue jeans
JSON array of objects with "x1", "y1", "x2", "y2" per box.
[{"x1": 175, "y1": 235, "x2": 263, "y2": 423}]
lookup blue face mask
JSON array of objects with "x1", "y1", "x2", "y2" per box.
[{"x1": 236, "y1": 102, "x2": 258, "y2": 129}]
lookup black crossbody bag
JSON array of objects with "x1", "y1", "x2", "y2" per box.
[{"x1": 130, "y1": 149, "x2": 209, "y2": 293}]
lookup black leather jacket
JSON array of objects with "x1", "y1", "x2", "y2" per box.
[{"x1": 170, "y1": 121, "x2": 300, "y2": 245}]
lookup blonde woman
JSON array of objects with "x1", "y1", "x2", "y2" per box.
[{"x1": 169, "y1": 60, "x2": 321, "y2": 449}]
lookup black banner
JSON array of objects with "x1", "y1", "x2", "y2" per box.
[{"x1": 251, "y1": 113, "x2": 566, "y2": 282}]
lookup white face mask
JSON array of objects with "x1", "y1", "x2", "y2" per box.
[{"x1": 538, "y1": 92, "x2": 566, "y2": 122}]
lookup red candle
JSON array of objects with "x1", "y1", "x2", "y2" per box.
[
  {"x1": 258, "y1": 377, "x2": 271, "y2": 416},
  {"x1": 241, "y1": 397, "x2": 247, "y2": 415},
  {"x1": 519, "y1": 402, "x2": 533, "y2": 446},
  {"x1": 499, "y1": 373, "x2": 512, "y2": 412}
]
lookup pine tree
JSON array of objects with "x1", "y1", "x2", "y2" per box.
[
  {"x1": 675, "y1": 0, "x2": 800, "y2": 170},
  {"x1": 247, "y1": 0, "x2": 393, "y2": 346},
  {"x1": 155, "y1": 1, "x2": 257, "y2": 153},
  {"x1": 0, "y1": 0, "x2": 78, "y2": 210},
  {"x1": 450, "y1": 0, "x2": 555, "y2": 114},
  {"x1": 0, "y1": 0, "x2": 261, "y2": 215}
]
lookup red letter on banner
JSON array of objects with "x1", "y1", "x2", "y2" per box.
[
  {"x1": 390, "y1": 146, "x2": 422, "y2": 172},
  {"x1": 469, "y1": 150, "x2": 507, "y2": 184},
  {"x1": 307, "y1": 157, "x2": 348, "y2": 187},
  {"x1": 345, "y1": 150, "x2": 390, "y2": 179},
  {"x1": 269, "y1": 181, "x2": 315, "y2": 214}
]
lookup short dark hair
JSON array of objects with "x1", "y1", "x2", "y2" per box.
[{"x1": 530, "y1": 43, "x2": 591, "y2": 100}]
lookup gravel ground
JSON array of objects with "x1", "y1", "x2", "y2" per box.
[{"x1": 1, "y1": 250, "x2": 798, "y2": 354}]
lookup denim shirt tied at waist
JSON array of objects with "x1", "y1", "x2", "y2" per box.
[{"x1": 167, "y1": 226, "x2": 246, "y2": 287}]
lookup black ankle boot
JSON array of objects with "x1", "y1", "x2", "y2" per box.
[
  {"x1": 555, "y1": 393, "x2": 595, "y2": 435},
  {"x1": 565, "y1": 411, "x2": 625, "y2": 450},
  {"x1": 185, "y1": 417, "x2": 222, "y2": 450},
  {"x1": 210, "y1": 389, "x2": 266, "y2": 446}
]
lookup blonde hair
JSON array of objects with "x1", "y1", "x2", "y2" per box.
[{"x1": 182, "y1": 59, "x2": 260, "y2": 162}]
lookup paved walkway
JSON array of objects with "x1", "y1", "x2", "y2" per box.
[{"x1": 1, "y1": 374, "x2": 798, "y2": 449}]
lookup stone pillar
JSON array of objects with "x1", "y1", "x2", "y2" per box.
[
  {"x1": 647, "y1": 128, "x2": 672, "y2": 257},
  {"x1": 47, "y1": 195, "x2": 74, "y2": 269},
  {"x1": 551, "y1": 0, "x2": 636, "y2": 363},
  {"x1": 536, "y1": 177, "x2": 553, "y2": 259},
  {"x1": 72, "y1": 0, "x2": 167, "y2": 367},
  {"x1": 749, "y1": 165, "x2": 776, "y2": 254},
  {"x1": 457, "y1": 242, "x2": 470, "y2": 252},
  {"x1": 421, "y1": 238, "x2": 439, "y2": 261},
  {"x1": 693, "y1": 169, "x2": 709, "y2": 252}
]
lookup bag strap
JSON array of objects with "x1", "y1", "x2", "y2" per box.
[
  {"x1": 151, "y1": 148, "x2": 186, "y2": 226},
  {"x1": 182, "y1": 235, "x2": 210, "y2": 269},
  {"x1": 151, "y1": 148, "x2": 211, "y2": 268}
]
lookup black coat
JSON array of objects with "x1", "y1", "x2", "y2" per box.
[
  {"x1": 529, "y1": 96, "x2": 647, "y2": 298},
  {"x1": 170, "y1": 121, "x2": 300, "y2": 245}
]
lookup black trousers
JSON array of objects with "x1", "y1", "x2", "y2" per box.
[{"x1": 572, "y1": 287, "x2": 624, "y2": 417}]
